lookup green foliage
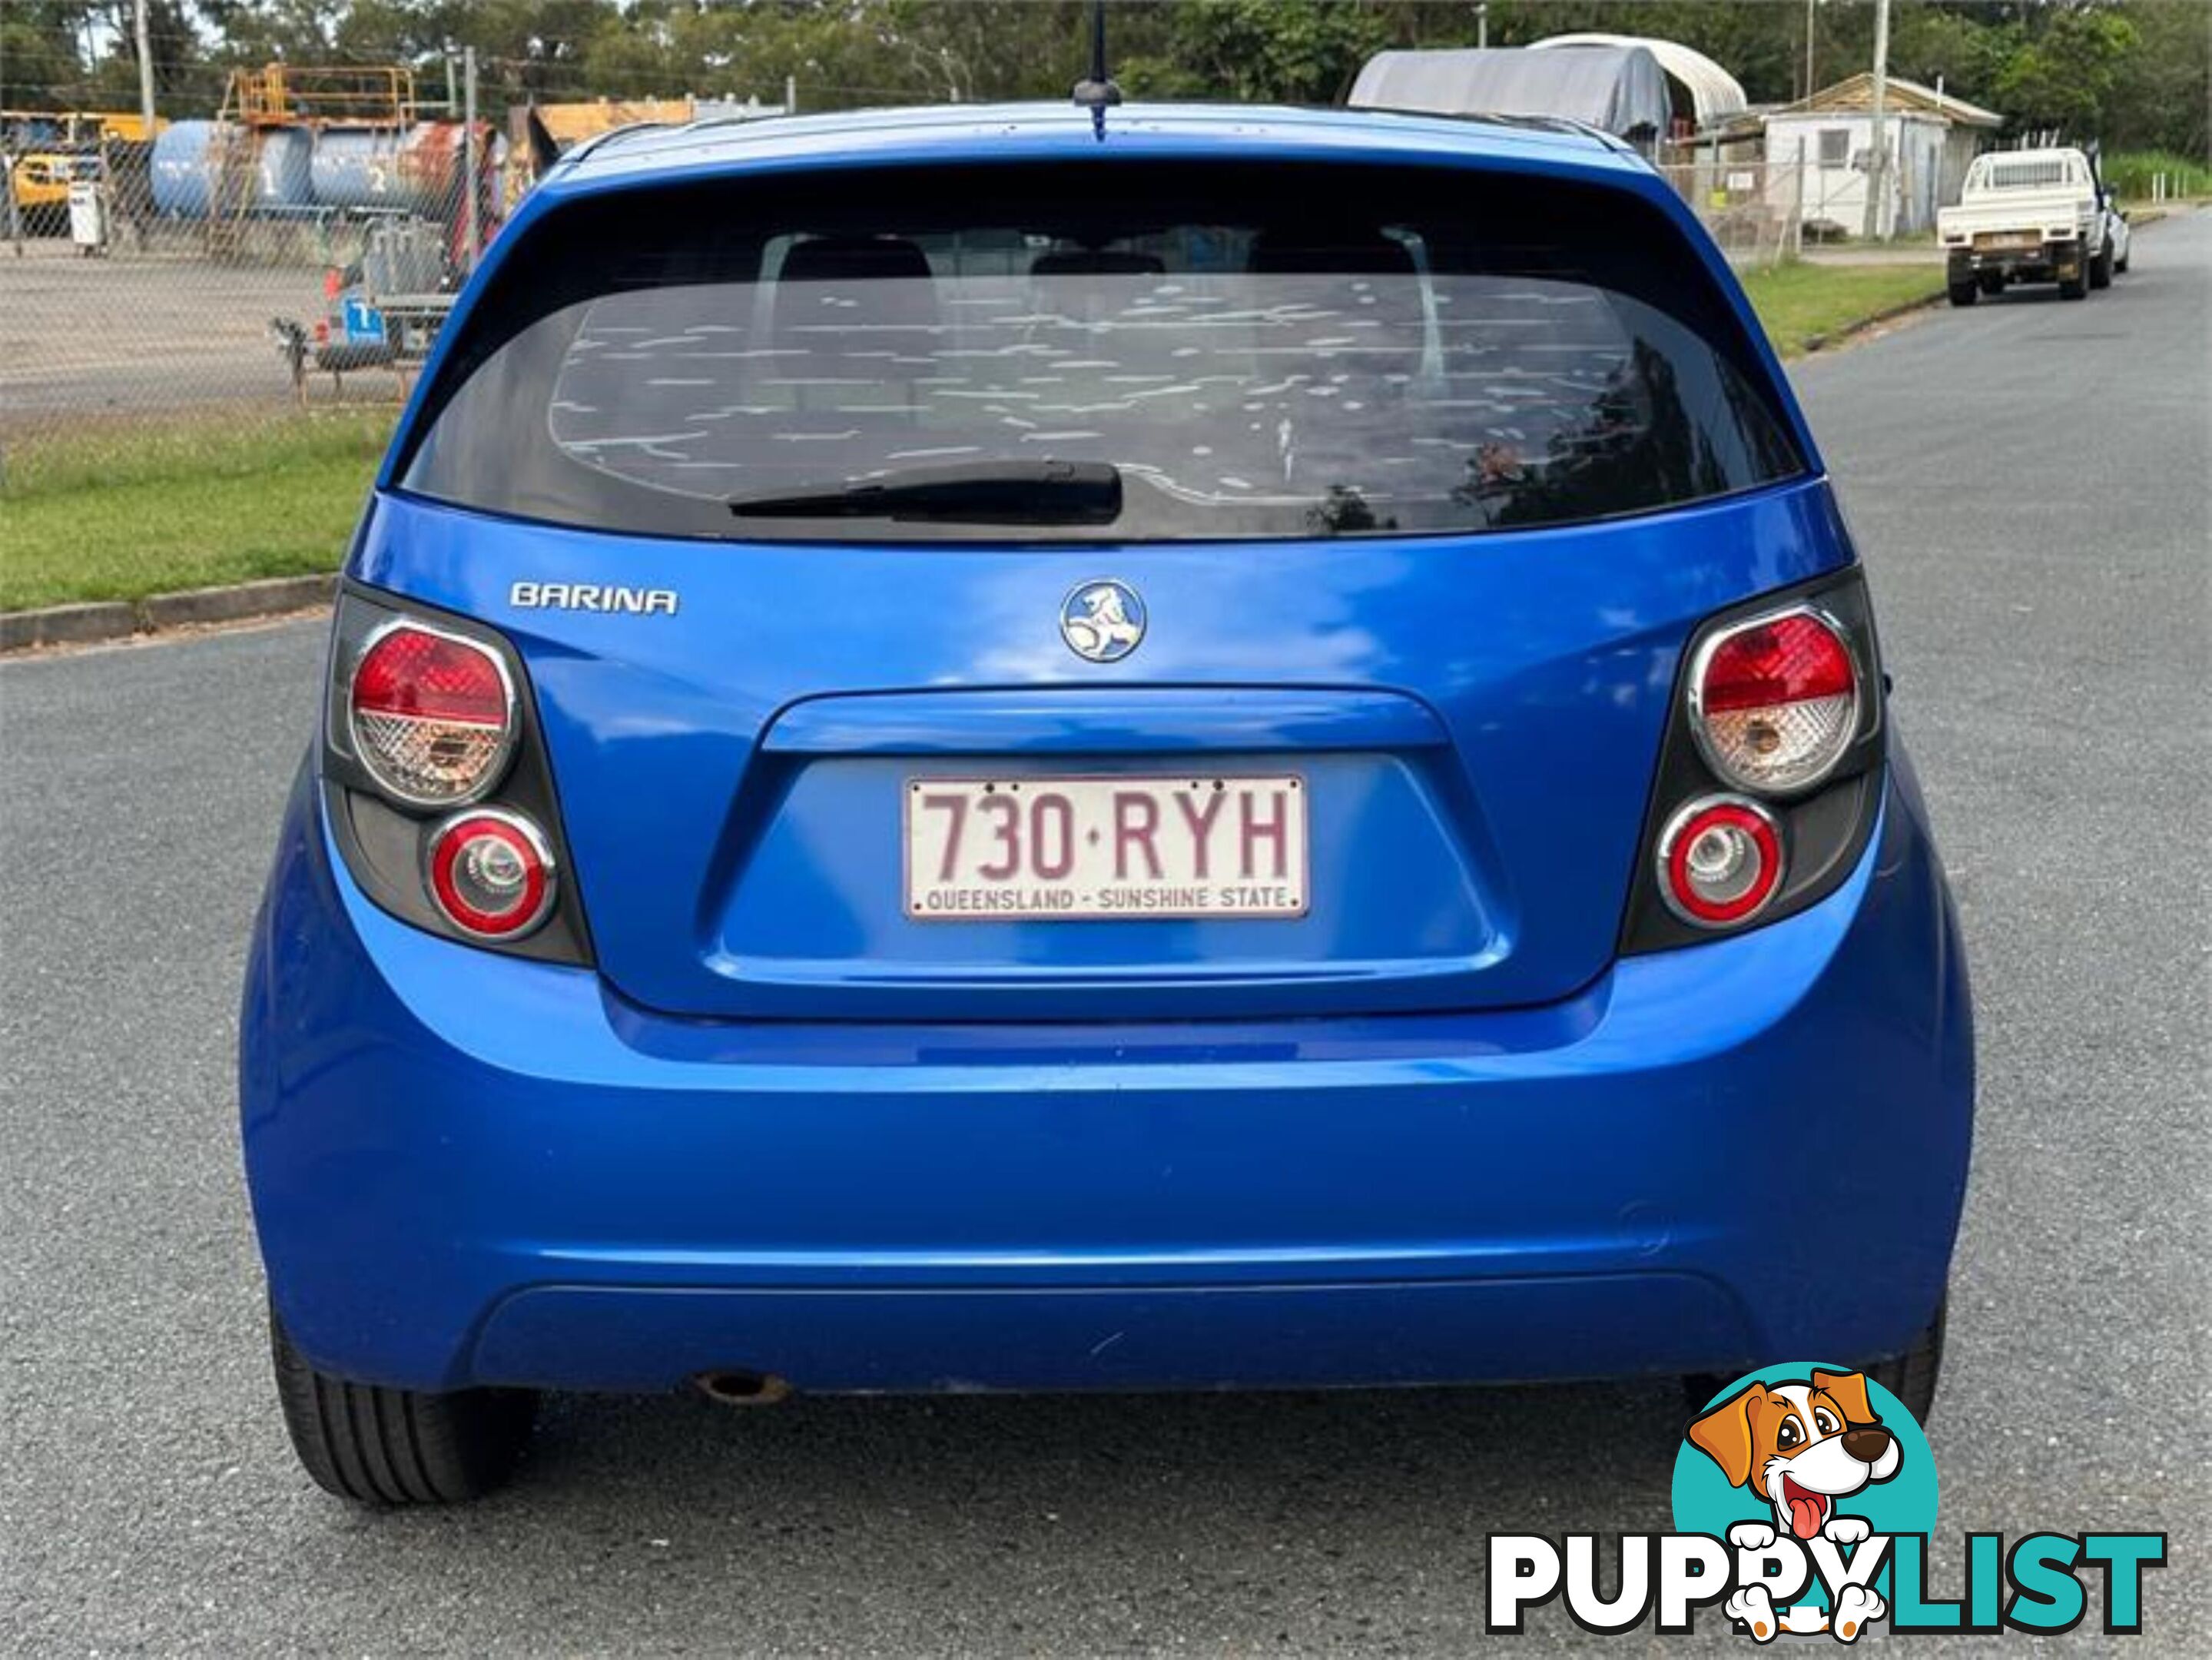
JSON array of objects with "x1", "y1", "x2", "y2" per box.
[
  {"x1": 2101, "y1": 0, "x2": 2212, "y2": 159},
  {"x1": 1121, "y1": 1, "x2": 1391, "y2": 105},
  {"x1": 2, "y1": 1, "x2": 111, "y2": 110},
  {"x1": 2104, "y1": 148, "x2": 2212, "y2": 198},
  {"x1": 1994, "y1": 6, "x2": 2139, "y2": 137},
  {"x1": 1887, "y1": 5, "x2": 2024, "y2": 105}
]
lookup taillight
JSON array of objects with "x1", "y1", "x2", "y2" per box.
[
  {"x1": 1690, "y1": 607, "x2": 1858, "y2": 794},
  {"x1": 347, "y1": 622, "x2": 515, "y2": 807},
  {"x1": 426, "y1": 810, "x2": 555, "y2": 938},
  {"x1": 1659, "y1": 796, "x2": 1783, "y2": 926},
  {"x1": 323, "y1": 589, "x2": 589, "y2": 963},
  {"x1": 1621, "y1": 573, "x2": 1884, "y2": 955}
]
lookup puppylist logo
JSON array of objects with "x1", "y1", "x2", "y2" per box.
[{"x1": 1488, "y1": 1364, "x2": 2165, "y2": 1642}]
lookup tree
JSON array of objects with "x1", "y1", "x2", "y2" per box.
[
  {"x1": 5, "y1": 0, "x2": 2193, "y2": 164},
  {"x1": 1995, "y1": 4, "x2": 2139, "y2": 140},
  {"x1": 1120, "y1": 0, "x2": 1390, "y2": 104},
  {"x1": 2100, "y1": 0, "x2": 2209, "y2": 158},
  {"x1": 2, "y1": 2, "x2": 95, "y2": 112}
]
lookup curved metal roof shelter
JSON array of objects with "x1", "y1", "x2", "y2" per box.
[
  {"x1": 1530, "y1": 33, "x2": 1748, "y2": 128},
  {"x1": 1348, "y1": 47, "x2": 1671, "y2": 148}
]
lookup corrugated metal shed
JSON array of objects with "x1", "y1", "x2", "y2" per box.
[
  {"x1": 1792, "y1": 72, "x2": 2003, "y2": 129},
  {"x1": 1349, "y1": 47, "x2": 1673, "y2": 151}
]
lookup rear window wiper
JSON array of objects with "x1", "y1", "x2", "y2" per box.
[{"x1": 729, "y1": 460, "x2": 1121, "y2": 525}]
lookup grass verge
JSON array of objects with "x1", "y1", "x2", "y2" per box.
[
  {"x1": 0, "y1": 410, "x2": 392, "y2": 613},
  {"x1": 1739, "y1": 261, "x2": 1947, "y2": 359}
]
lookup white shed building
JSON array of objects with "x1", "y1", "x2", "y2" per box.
[{"x1": 1763, "y1": 75, "x2": 2003, "y2": 236}]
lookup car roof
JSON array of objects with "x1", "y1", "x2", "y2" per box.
[{"x1": 545, "y1": 100, "x2": 1647, "y2": 196}]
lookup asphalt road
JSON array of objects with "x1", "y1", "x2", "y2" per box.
[{"x1": 3, "y1": 214, "x2": 2207, "y2": 1655}]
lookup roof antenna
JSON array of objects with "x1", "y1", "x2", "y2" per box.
[{"x1": 1070, "y1": 0, "x2": 1122, "y2": 141}]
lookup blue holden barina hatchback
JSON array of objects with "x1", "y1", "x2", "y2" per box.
[{"x1": 241, "y1": 101, "x2": 1974, "y2": 1503}]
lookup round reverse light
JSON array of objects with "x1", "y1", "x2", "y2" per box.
[
  {"x1": 1691, "y1": 607, "x2": 1858, "y2": 794},
  {"x1": 1660, "y1": 796, "x2": 1783, "y2": 927},
  {"x1": 425, "y1": 810, "x2": 555, "y2": 938},
  {"x1": 348, "y1": 622, "x2": 515, "y2": 807}
]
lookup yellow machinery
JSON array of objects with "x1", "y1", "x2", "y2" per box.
[
  {"x1": 81, "y1": 111, "x2": 164, "y2": 143},
  {"x1": 4, "y1": 111, "x2": 165, "y2": 229},
  {"x1": 219, "y1": 65, "x2": 417, "y2": 128}
]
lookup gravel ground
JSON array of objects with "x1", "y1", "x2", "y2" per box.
[
  {"x1": 1, "y1": 213, "x2": 2204, "y2": 1656},
  {"x1": 0, "y1": 238, "x2": 400, "y2": 427}
]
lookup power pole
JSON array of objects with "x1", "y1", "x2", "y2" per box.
[
  {"x1": 1476, "y1": 3, "x2": 1488, "y2": 51},
  {"x1": 1803, "y1": 0, "x2": 1816, "y2": 101},
  {"x1": 1862, "y1": 0, "x2": 1891, "y2": 240},
  {"x1": 134, "y1": 0, "x2": 158, "y2": 132},
  {"x1": 463, "y1": 46, "x2": 479, "y2": 273}
]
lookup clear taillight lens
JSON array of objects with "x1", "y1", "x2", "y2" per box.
[
  {"x1": 1692, "y1": 608, "x2": 1858, "y2": 794},
  {"x1": 426, "y1": 810, "x2": 555, "y2": 938},
  {"x1": 347, "y1": 623, "x2": 514, "y2": 806}
]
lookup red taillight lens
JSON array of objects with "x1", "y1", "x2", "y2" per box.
[
  {"x1": 347, "y1": 623, "x2": 514, "y2": 806},
  {"x1": 1660, "y1": 797, "x2": 1783, "y2": 926},
  {"x1": 1693, "y1": 609, "x2": 1858, "y2": 794},
  {"x1": 426, "y1": 810, "x2": 554, "y2": 938}
]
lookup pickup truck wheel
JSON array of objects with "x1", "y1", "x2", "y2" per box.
[
  {"x1": 270, "y1": 1305, "x2": 538, "y2": 1504},
  {"x1": 2090, "y1": 244, "x2": 2114, "y2": 290},
  {"x1": 1946, "y1": 280, "x2": 1979, "y2": 307},
  {"x1": 2058, "y1": 259, "x2": 2090, "y2": 300}
]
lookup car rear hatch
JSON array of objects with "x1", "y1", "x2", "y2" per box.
[{"x1": 366, "y1": 146, "x2": 1841, "y2": 1022}]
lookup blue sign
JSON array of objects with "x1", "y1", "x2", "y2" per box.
[{"x1": 340, "y1": 295, "x2": 386, "y2": 345}]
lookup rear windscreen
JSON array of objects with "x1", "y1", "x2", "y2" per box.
[{"x1": 400, "y1": 161, "x2": 1805, "y2": 542}]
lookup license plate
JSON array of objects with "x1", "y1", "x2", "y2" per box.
[
  {"x1": 1978, "y1": 232, "x2": 2039, "y2": 251},
  {"x1": 904, "y1": 775, "x2": 1309, "y2": 921}
]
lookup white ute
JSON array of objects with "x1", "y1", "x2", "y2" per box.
[{"x1": 1938, "y1": 148, "x2": 2111, "y2": 305}]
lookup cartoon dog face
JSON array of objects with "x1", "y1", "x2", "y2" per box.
[{"x1": 1688, "y1": 1370, "x2": 1901, "y2": 1540}]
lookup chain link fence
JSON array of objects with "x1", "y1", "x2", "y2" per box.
[
  {"x1": 1657, "y1": 154, "x2": 1806, "y2": 271},
  {"x1": 1, "y1": 54, "x2": 794, "y2": 460}
]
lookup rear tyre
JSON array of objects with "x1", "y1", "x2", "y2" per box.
[
  {"x1": 2059, "y1": 256, "x2": 2090, "y2": 300},
  {"x1": 1678, "y1": 1296, "x2": 1947, "y2": 1424},
  {"x1": 2089, "y1": 244, "x2": 2114, "y2": 290},
  {"x1": 1946, "y1": 281, "x2": 1979, "y2": 308},
  {"x1": 1861, "y1": 1296, "x2": 1947, "y2": 1425},
  {"x1": 270, "y1": 1305, "x2": 538, "y2": 1504}
]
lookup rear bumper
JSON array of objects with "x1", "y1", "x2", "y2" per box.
[
  {"x1": 242, "y1": 755, "x2": 1973, "y2": 1395},
  {"x1": 1949, "y1": 241, "x2": 2082, "y2": 281}
]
